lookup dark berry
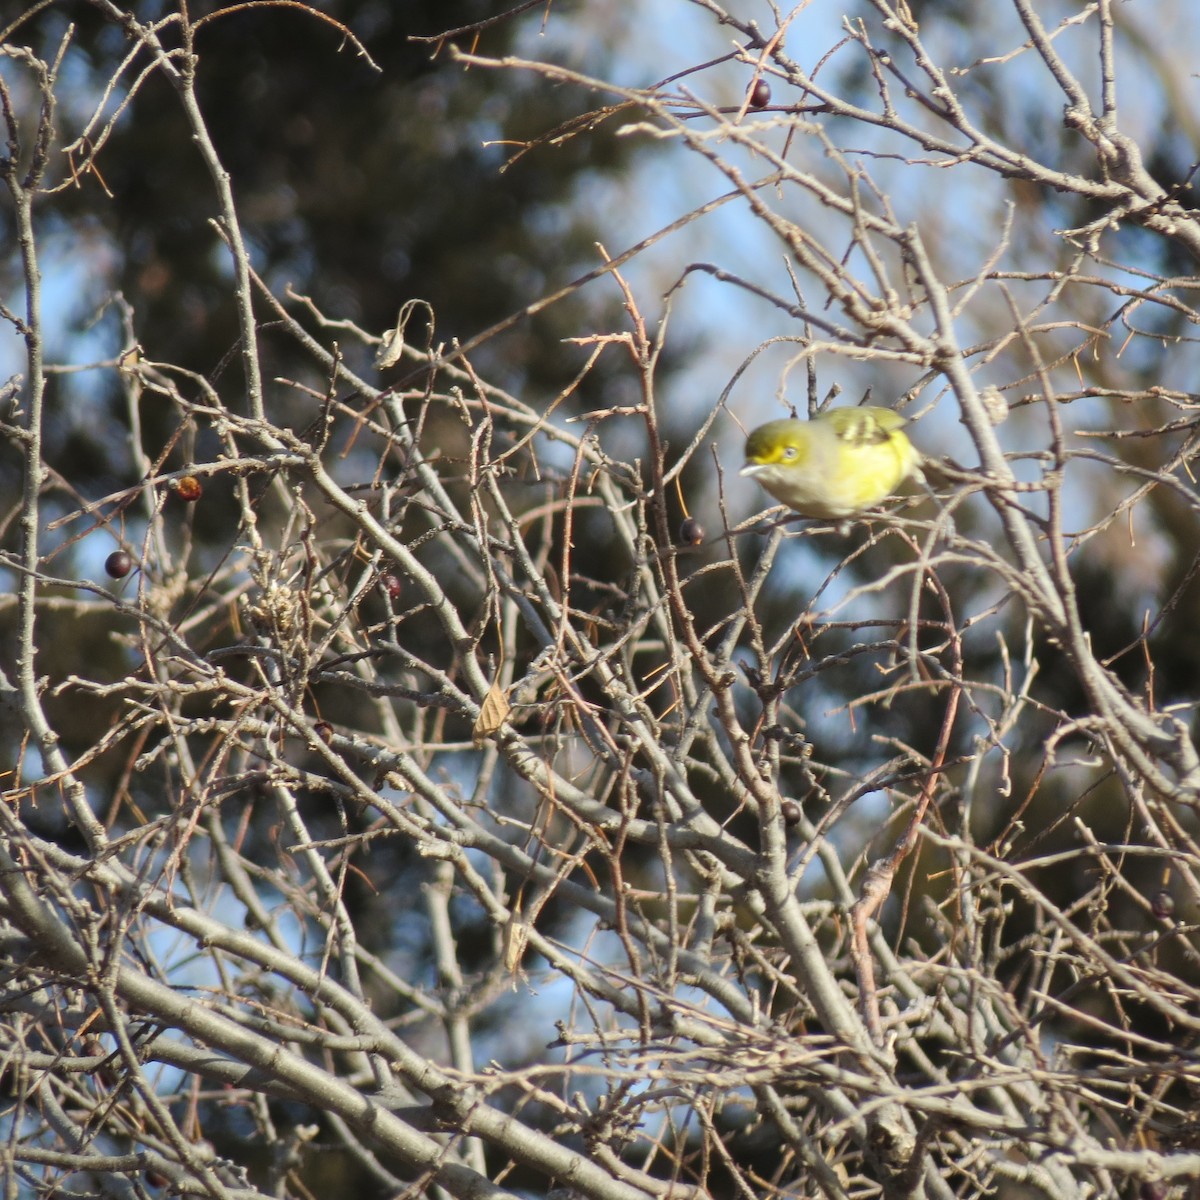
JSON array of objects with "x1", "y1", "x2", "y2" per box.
[
  {"x1": 781, "y1": 800, "x2": 802, "y2": 826},
  {"x1": 1151, "y1": 889, "x2": 1175, "y2": 920},
  {"x1": 748, "y1": 79, "x2": 771, "y2": 109},
  {"x1": 314, "y1": 720, "x2": 334, "y2": 745},
  {"x1": 679, "y1": 517, "x2": 705, "y2": 546},
  {"x1": 381, "y1": 573, "x2": 403, "y2": 600},
  {"x1": 105, "y1": 550, "x2": 133, "y2": 579}
]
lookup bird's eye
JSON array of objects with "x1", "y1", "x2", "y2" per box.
[{"x1": 782, "y1": 446, "x2": 798, "y2": 460}]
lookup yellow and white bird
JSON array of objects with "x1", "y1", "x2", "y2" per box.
[{"x1": 741, "y1": 406, "x2": 921, "y2": 519}]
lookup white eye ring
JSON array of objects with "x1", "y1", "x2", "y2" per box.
[{"x1": 782, "y1": 446, "x2": 798, "y2": 460}]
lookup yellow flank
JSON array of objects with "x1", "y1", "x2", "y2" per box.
[{"x1": 740, "y1": 406, "x2": 920, "y2": 519}]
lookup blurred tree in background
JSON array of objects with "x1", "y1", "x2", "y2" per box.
[{"x1": 4, "y1": 2, "x2": 1200, "y2": 1198}]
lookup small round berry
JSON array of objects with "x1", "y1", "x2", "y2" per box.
[
  {"x1": 173, "y1": 475, "x2": 203, "y2": 502},
  {"x1": 748, "y1": 79, "x2": 771, "y2": 109},
  {"x1": 1151, "y1": 889, "x2": 1175, "y2": 921},
  {"x1": 105, "y1": 550, "x2": 133, "y2": 579},
  {"x1": 679, "y1": 517, "x2": 705, "y2": 546},
  {"x1": 781, "y1": 800, "x2": 802, "y2": 826},
  {"x1": 313, "y1": 720, "x2": 334, "y2": 745},
  {"x1": 381, "y1": 573, "x2": 403, "y2": 600}
]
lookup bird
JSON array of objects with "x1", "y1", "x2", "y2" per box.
[{"x1": 740, "y1": 406, "x2": 921, "y2": 519}]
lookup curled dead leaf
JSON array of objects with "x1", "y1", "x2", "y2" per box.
[{"x1": 473, "y1": 681, "x2": 510, "y2": 747}]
